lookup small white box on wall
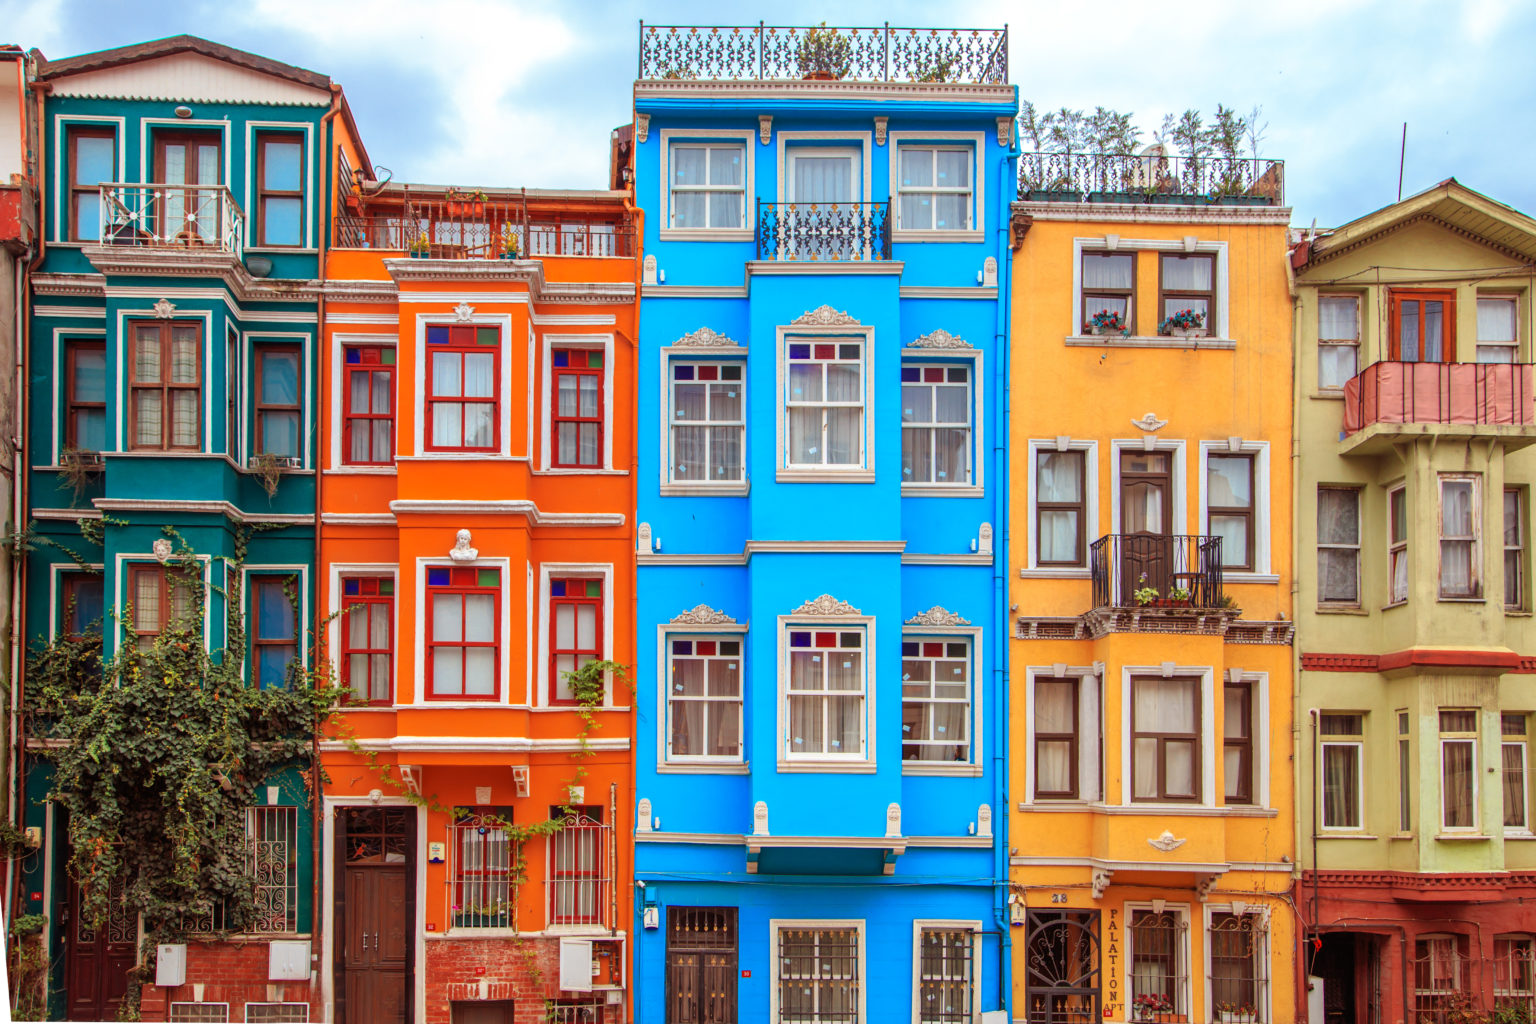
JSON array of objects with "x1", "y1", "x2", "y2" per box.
[
  {"x1": 559, "y1": 937, "x2": 594, "y2": 992},
  {"x1": 269, "y1": 939, "x2": 311, "y2": 981},
  {"x1": 155, "y1": 944, "x2": 187, "y2": 986}
]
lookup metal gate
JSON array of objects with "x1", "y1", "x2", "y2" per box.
[{"x1": 1024, "y1": 910, "x2": 1101, "y2": 1024}]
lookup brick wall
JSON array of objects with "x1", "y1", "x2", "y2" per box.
[
  {"x1": 425, "y1": 936, "x2": 615, "y2": 1024},
  {"x1": 137, "y1": 939, "x2": 316, "y2": 1023}
]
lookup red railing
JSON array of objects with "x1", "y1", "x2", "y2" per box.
[
  {"x1": 1343, "y1": 361, "x2": 1536, "y2": 435},
  {"x1": 334, "y1": 194, "x2": 636, "y2": 260}
]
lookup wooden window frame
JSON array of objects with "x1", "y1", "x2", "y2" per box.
[
  {"x1": 549, "y1": 577, "x2": 603, "y2": 706},
  {"x1": 899, "y1": 635, "x2": 973, "y2": 765},
  {"x1": 1319, "y1": 713, "x2": 1365, "y2": 831},
  {"x1": 1317, "y1": 486, "x2": 1362, "y2": 607},
  {"x1": 59, "y1": 570, "x2": 103, "y2": 640},
  {"x1": 1035, "y1": 448, "x2": 1087, "y2": 567},
  {"x1": 342, "y1": 344, "x2": 395, "y2": 466},
  {"x1": 127, "y1": 563, "x2": 196, "y2": 648},
  {"x1": 1318, "y1": 293, "x2": 1361, "y2": 389},
  {"x1": 1081, "y1": 251, "x2": 1136, "y2": 334},
  {"x1": 1223, "y1": 681, "x2": 1253, "y2": 805},
  {"x1": 665, "y1": 635, "x2": 744, "y2": 762},
  {"x1": 340, "y1": 576, "x2": 394, "y2": 706},
  {"x1": 250, "y1": 575, "x2": 298, "y2": 689},
  {"x1": 65, "y1": 338, "x2": 106, "y2": 452},
  {"x1": 1390, "y1": 289, "x2": 1458, "y2": 363},
  {"x1": 67, "y1": 125, "x2": 115, "y2": 242},
  {"x1": 1207, "y1": 452, "x2": 1255, "y2": 572},
  {"x1": 129, "y1": 320, "x2": 202, "y2": 451},
  {"x1": 426, "y1": 566, "x2": 500, "y2": 701},
  {"x1": 900, "y1": 362, "x2": 973, "y2": 487},
  {"x1": 1130, "y1": 675, "x2": 1202, "y2": 804},
  {"x1": 1389, "y1": 485, "x2": 1409, "y2": 606},
  {"x1": 551, "y1": 348, "x2": 604, "y2": 469},
  {"x1": 225, "y1": 327, "x2": 240, "y2": 460},
  {"x1": 1439, "y1": 708, "x2": 1480, "y2": 832},
  {"x1": 1158, "y1": 253, "x2": 1216, "y2": 329},
  {"x1": 255, "y1": 131, "x2": 304, "y2": 248},
  {"x1": 1438, "y1": 474, "x2": 1482, "y2": 600},
  {"x1": 1032, "y1": 676, "x2": 1079, "y2": 799},
  {"x1": 425, "y1": 325, "x2": 500, "y2": 453},
  {"x1": 253, "y1": 342, "x2": 302, "y2": 459},
  {"x1": 1508, "y1": 488, "x2": 1527, "y2": 611}
]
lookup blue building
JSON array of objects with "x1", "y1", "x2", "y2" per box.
[{"x1": 630, "y1": 24, "x2": 1016, "y2": 1024}]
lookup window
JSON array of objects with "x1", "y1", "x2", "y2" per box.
[
  {"x1": 251, "y1": 576, "x2": 298, "y2": 689},
  {"x1": 669, "y1": 362, "x2": 743, "y2": 484},
  {"x1": 129, "y1": 321, "x2": 201, "y2": 450},
  {"x1": 427, "y1": 566, "x2": 499, "y2": 700},
  {"x1": 60, "y1": 571, "x2": 103, "y2": 639},
  {"x1": 666, "y1": 637, "x2": 742, "y2": 761},
  {"x1": 1508, "y1": 489, "x2": 1526, "y2": 610},
  {"x1": 1033, "y1": 678, "x2": 1078, "y2": 798},
  {"x1": 1318, "y1": 295, "x2": 1361, "y2": 388},
  {"x1": 128, "y1": 564, "x2": 196, "y2": 649},
  {"x1": 669, "y1": 143, "x2": 745, "y2": 230},
  {"x1": 341, "y1": 576, "x2": 393, "y2": 705},
  {"x1": 255, "y1": 132, "x2": 304, "y2": 247},
  {"x1": 65, "y1": 339, "x2": 106, "y2": 452},
  {"x1": 67, "y1": 126, "x2": 114, "y2": 241},
  {"x1": 776, "y1": 925, "x2": 860, "y2": 1024},
  {"x1": 786, "y1": 626, "x2": 866, "y2": 760},
  {"x1": 1223, "y1": 681, "x2": 1253, "y2": 805},
  {"x1": 426, "y1": 325, "x2": 498, "y2": 452},
  {"x1": 1209, "y1": 913, "x2": 1266, "y2": 1024},
  {"x1": 901, "y1": 637, "x2": 971, "y2": 764},
  {"x1": 1440, "y1": 476, "x2": 1481, "y2": 599},
  {"x1": 1478, "y1": 296, "x2": 1519, "y2": 364},
  {"x1": 1129, "y1": 910, "x2": 1187, "y2": 1022},
  {"x1": 245, "y1": 805, "x2": 299, "y2": 933},
  {"x1": 1082, "y1": 252, "x2": 1134, "y2": 333},
  {"x1": 1414, "y1": 935, "x2": 1468, "y2": 1019},
  {"x1": 901, "y1": 365, "x2": 970, "y2": 486},
  {"x1": 1159, "y1": 254, "x2": 1215, "y2": 329},
  {"x1": 548, "y1": 807, "x2": 609, "y2": 927},
  {"x1": 786, "y1": 338, "x2": 864, "y2": 468},
  {"x1": 1320, "y1": 713, "x2": 1364, "y2": 830},
  {"x1": 1494, "y1": 935, "x2": 1536, "y2": 1016},
  {"x1": 1440, "y1": 709, "x2": 1478, "y2": 830},
  {"x1": 343, "y1": 345, "x2": 395, "y2": 465},
  {"x1": 154, "y1": 131, "x2": 222, "y2": 244},
  {"x1": 550, "y1": 577, "x2": 602, "y2": 704},
  {"x1": 1208, "y1": 454, "x2": 1254, "y2": 571},
  {"x1": 451, "y1": 809, "x2": 514, "y2": 928},
  {"x1": 254, "y1": 344, "x2": 301, "y2": 459},
  {"x1": 552, "y1": 349, "x2": 603, "y2": 468},
  {"x1": 225, "y1": 327, "x2": 240, "y2": 459},
  {"x1": 1399, "y1": 711, "x2": 1413, "y2": 832},
  {"x1": 1131, "y1": 676, "x2": 1200, "y2": 803},
  {"x1": 667, "y1": 908, "x2": 737, "y2": 1024},
  {"x1": 896, "y1": 145, "x2": 972, "y2": 231},
  {"x1": 1389, "y1": 486, "x2": 1409, "y2": 605},
  {"x1": 1504, "y1": 714, "x2": 1528, "y2": 831},
  {"x1": 1391, "y1": 290, "x2": 1456, "y2": 362},
  {"x1": 916, "y1": 927, "x2": 975, "y2": 1024},
  {"x1": 1036, "y1": 449, "x2": 1086, "y2": 567},
  {"x1": 1317, "y1": 487, "x2": 1361, "y2": 605}
]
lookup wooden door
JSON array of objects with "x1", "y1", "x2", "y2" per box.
[
  {"x1": 1119, "y1": 451, "x2": 1172, "y2": 604},
  {"x1": 154, "y1": 132, "x2": 222, "y2": 243},
  {"x1": 336, "y1": 806, "x2": 413, "y2": 1024},
  {"x1": 64, "y1": 873, "x2": 136, "y2": 1021},
  {"x1": 667, "y1": 907, "x2": 737, "y2": 1024}
]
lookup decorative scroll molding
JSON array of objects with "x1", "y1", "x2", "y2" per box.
[
  {"x1": 448, "y1": 529, "x2": 478, "y2": 562},
  {"x1": 454, "y1": 302, "x2": 476, "y2": 322},
  {"x1": 634, "y1": 113, "x2": 649, "y2": 143},
  {"x1": 152, "y1": 297, "x2": 176, "y2": 318},
  {"x1": 670, "y1": 604, "x2": 738, "y2": 625},
  {"x1": 759, "y1": 115, "x2": 772, "y2": 145},
  {"x1": 1132, "y1": 412, "x2": 1168, "y2": 432},
  {"x1": 1092, "y1": 868, "x2": 1114, "y2": 899},
  {"x1": 996, "y1": 117, "x2": 1011, "y2": 146},
  {"x1": 1148, "y1": 830, "x2": 1187, "y2": 852},
  {"x1": 874, "y1": 116, "x2": 888, "y2": 145},
  {"x1": 906, "y1": 605, "x2": 971, "y2": 626},
  {"x1": 793, "y1": 305, "x2": 860, "y2": 326},
  {"x1": 909, "y1": 328, "x2": 972, "y2": 349},
  {"x1": 792, "y1": 594, "x2": 862, "y2": 616},
  {"x1": 675, "y1": 326, "x2": 741, "y2": 348}
]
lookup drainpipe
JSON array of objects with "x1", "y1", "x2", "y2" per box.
[{"x1": 620, "y1": 150, "x2": 642, "y2": 1024}]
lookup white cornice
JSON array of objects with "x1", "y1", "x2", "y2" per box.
[
  {"x1": 91, "y1": 497, "x2": 311, "y2": 524},
  {"x1": 1011, "y1": 200, "x2": 1292, "y2": 225},
  {"x1": 641, "y1": 284, "x2": 749, "y2": 298},
  {"x1": 387, "y1": 499, "x2": 625, "y2": 527},
  {"x1": 635, "y1": 80, "x2": 1016, "y2": 105},
  {"x1": 383, "y1": 258, "x2": 636, "y2": 304},
  {"x1": 321, "y1": 736, "x2": 631, "y2": 753},
  {"x1": 637, "y1": 540, "x2": 905, "y2": 565},
  {"x1": 747, "y1": 260, "x2": 904, "y2": 277}
]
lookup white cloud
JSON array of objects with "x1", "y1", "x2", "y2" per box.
[{"x1": 0, "y1": 0, "x2": 68, "y2": 56}]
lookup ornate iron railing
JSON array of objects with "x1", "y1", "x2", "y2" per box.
[
  {"x1": 756, "y1": 200, "x2": 892, "y2": 261},
  {"x1": 449, "y1": 813, "x2": 518, "y2": 929},
  {"x1": 99, "y1": 183, "x2": 245, "y2": 256},
  {"x1": 1017, "y1": 152, "x2": 1284, "y2": 205},
  {"x1": 1342, "y1": 360, "x2": 1536, "y2": 436},
  {"x1": 639, "y1": 22, "x2": 1007, "y2": 84},
  {"x1": 1089, "y1": 533, "x2": 1224, "y2": 610},
  {"x1": 546, "y1": 811, "x2": 613, "y2": 928},
  {"x1": 334, "y1": 193, "x2": 635, "y2": 259}
]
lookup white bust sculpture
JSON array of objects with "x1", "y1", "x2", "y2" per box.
[{"x1": 448, "y1": 529, "x2": 478, "y2": 562}]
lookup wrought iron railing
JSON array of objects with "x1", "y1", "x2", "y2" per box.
[
  {"x1": 450, "y1": 813, "x2": 518, "y2": 929},
  {"x1": 546, "y1": 812, "x2": 613, "y2": 928},
  {"x1": 334, "y1": 194, "x2": 636, "y2": 259},
  {"x1": 1089, "y1": 534, "x2": 1224, "y2": 610},
  {"x1": 1017, "y1": 152, "x2": 1285, "y2": 205},
  {"x1": 100, "y1": 183, "x2": 245, "y2": 256},
  {"x1": 756, "y1": 200, "x2": 892, "y2": 261},
  {"x1": 639, "y1": 22, "x2": 1007, "y2": 84},
  {"x1": 1342, "y1": 360, "x2": 1536, "y2": 436}
]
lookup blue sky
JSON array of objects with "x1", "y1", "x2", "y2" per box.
[{"x1": 5, "y1": 0, "x2": 1533, "y2": 227}]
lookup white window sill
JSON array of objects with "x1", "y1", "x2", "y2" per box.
[
  {"x1": 327, "y1": 465, "x2": 398, "y2": 475},
  {"x1": 1436, "y1": 832, "x2": 1489, "y2": 842},
  {"x1": 1505, "y1": 831, "x2": 1536, "y2": 839},
  {"x1": 1507, "y1": 609, "x2": 1534, "y2": 617},
  {"x1": 1310, "y1": 390, "x2": 1346, "y2": 401},
  {"x1": 1316, "y1": 830, "x2": 1374, "y2": 838},
  {"x1": 403, "y1": 453, "x2": 509, "y2": 461},
  {"x1": 891, "y1": 229, "x2": 984, "y2": 244},
  {"x1": 901, "y1": 484, "x2": 982, "y2": 498},
  {"x1": 657, "y1": 760, "x2": 750, "y2": 775},
  {"x1": 533, "y1": 467, "x2": 627, "y2": 476},
  {"x1": 1017, "y1": 801, "x2": 1278, "y2": 817},
  {"x1": 902, "y1": 762, "x2": 981, "y2": 777},
  {"x1": 1316, "y1": 604, "x2": 1369, "y2": 615},
  {"x1": 777, "y1": 759, "x2": 876, "y2": 774},
  {"x1": 658, "y1": 228, "x2": 752, "y2": 242},
  {"x1": 1224, "y1": 572, "x2": 1280, "y2": 584},
  {"x1": 660, "y1": 482, "x2": 750, "y2": 497},
  {"x1": 1064, "y1": 334, "x2": 1236, "y2": 350},
  {"x1": 245, "y1": 246, "x2": 319, "y2": 254},
  {"x1": 776, "y1": 468, "x2": 875, "y2": 484},
  {"x1": 1019, "y1": 567, "x2": 1091, "y2": 578}
]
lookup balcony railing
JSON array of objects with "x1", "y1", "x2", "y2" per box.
[
  {"x1": 639, "y1": 22, "x2": 1007, "y2": 84},
  {"x1": 99, "y1": 183, "x2": 244, "y2": 256},
  {"x1": 756, "y1": 200, "x2": 892, "y2": 261},
  {"x1": 1017, "y1": 152, "x2": 1285, "y2": 206},
  {"x1": 334, "y1": 194, "x2": 636, "y2": 260},
  {"x1": 1089, "y1": 534, "x2": 1224, "y2": 610},
  {"x1": 1343, "y1": 360, "x2": 1536, "y2": 436}
]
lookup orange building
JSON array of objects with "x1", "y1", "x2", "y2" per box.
[{"x1": 318, "y1": 181, "x2": 639, "y2": 1024}]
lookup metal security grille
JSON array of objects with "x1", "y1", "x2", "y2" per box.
[
  {"x1": 1023, "y1": 910, "x2": 1100, "y2": 1024},
  {"x1": 1413, "y1": 938, "x2": 1471, "y2": 1024},
  {"x1": 777, "y1": 927, "x2": 859, "y2": 1023},
  {"x1": 450, "y1": 812, "x2": 516, "y2": 928},
  {"x1": 668, "y1": 907, "x2": 738, "y2": 1024},
  {"x1": 917, "y1": 928, "x2": 974, "y2": 1024},
  {"x1": 546, "y1": 1002, "x2": 603, "y2": 1024},
  {"x1": 1209, "y1": 914, "x2": 1266, "y2": 1022},
  {"x1": 168, "y1": 1004, "x2": 230, "y2": 1023},
  {"x1": 548, "y1": 810, "x2": 612, "y2": 927},
  {"x1": 1129, "y1": 911, "x2": 1187, "y2": 1021},
  {"x1": 244, "y1": 1004, "x2": 310, "y2": 1023},
  {"x1": 247, "y1": 806, "x2": 299, "y2": 933},
  {"x1": 1495, "y1": 937, "x2": 1536, "y2": 1017}
]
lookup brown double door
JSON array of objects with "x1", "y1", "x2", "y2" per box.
[
  {"x1": 1119, "y1": 450, "x2": 1173, "y2": 604},
  {"x1": 64, "y1": 872, "x2": 136, "y2": 1021},
  {"x1": 336, "y1": 806, "x2": 414, "y2": 1024}
]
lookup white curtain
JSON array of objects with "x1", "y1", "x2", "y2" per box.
[
  {"x1": 1318, "y1": 296, "x2": 1360, "y2": 341},
  {"x1": 1319, "y1": 343, "x2": 1358, "y2": 388},
  {"x1": 464, "y1": 353, "x2": 494, "y2": 398},
  {"x1": 1323, "y1": 744, "x2": 1359, "y2": 827},
  {"x1": 1441, "y1": 481, "x2": 1475, "y2": 595},
  {"x1": 1162, "y1": 254, "x2": 1211, "y2": 290},
  {"x1": 825, "y1": 408, "x2": 858, "y2": 464},
  {"x1": 1123, "y1": 482, "x2": 1164, "y2": 534},
  {"x1": 1134, "y1": 678, "x2": 1197, "y2": 798},
  {"x1": 1034, "y1": 681, "x2": 1074, "y2": 795},
  {"x1": 1423, "y1": 301, "x2": 1445, "y2": 361},
  {"x1": 1211, "y1": 514, "x2": 1248, "y2": 568},
  {"x1": 793, "y1": 155, "x2": 854, "y2": 204},
  {"x1": 1504, "y1": 742, "x2": 1527, "y2": 828},
  {"x1": 712, "y1": 425, "x2": 742, "y2": 480},
  {"x1": 1317, "y1": 489, "x2": 1359, "y2": 601},
  {"x1": 1083, "y1": 253, "x2": 1133, "y2": 290},
  {"x1": 1207, "y1": 457, "x2": 1251, "y2": 507},
  {"x1": 1479, "y1": 298, "x2": 1518, "y2": 363}
]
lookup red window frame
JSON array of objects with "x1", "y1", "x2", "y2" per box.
[
  {"x1": 426, "y1": 565, "x2": 500, "y2": 701},
  {"x1": 548, "y1": 805, "x2": 605, "y2": 926},
  {"x1": 551, "y1": 348, "x2": 604, "y2": 468},
  {"x1": 1390, "y1": 289, "x2": 1458, "y2": 363},
  {"x1": 425, "y1": 324, "x2": 499, "y2": 453},
  {"x1": 341, "y1": 576, "x2": 394, "y2": 705},
  {"x1": 549, "y1": 576, "x2": 603, "y2": 705},
  {"x1": 342, "y1": 345, "x2": 395, "y2": 465},
  {"x1": 65, "y1": 338, "x2": 106, "y2": 452}
]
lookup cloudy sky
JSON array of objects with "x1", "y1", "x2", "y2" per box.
[{"x1": 5, "y1": 0, "x2": 1532, "y2": 227}]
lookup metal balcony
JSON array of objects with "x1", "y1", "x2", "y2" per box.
[
  {"x1": 755, "y1": 201, "x2": 892, "y2": 262},
  {"x1": 1341, "y1": 360, "x2": 1536, "y2": 455},
  {"x1": 334, "y1": 192, "x2": 636, "y2": 260},
  {"x1": 1089, "y1": 533, "x2": 1225, "y2": 611},
  {"x1": 1017, "y1": 151, "x2": 1284, "y2": 206},
  {"x1": 99, "y1": 183, "x2": 244, "y2": 256}
]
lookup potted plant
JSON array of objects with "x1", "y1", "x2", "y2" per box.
[
  {"x1": 912, "y1": 53, "x2": 955, "y2": 83},
  {"x1": 499, "y1": 223, "x2": 521, "y2": 259},
  {"x1": 1216, "y1": 1003, "x2": 1257, "y2": 1024},
  {"x1": 1132, "y1": 573, "x2": 1159, "y2": 607},
  {"x1": 1084, "y1": 309, "x2": 1128, "y2": 337},
  {"x1": 796, "y1": 23, "x2": 852, "y2": 80},
  {"x1": 407, "y1": 230, "x2": 431, "y2": 258},
  {"x1": 1168, "y1": 585, "x2": 1192, "y2": 607},
  {"x1": 1132, "y1": 992, "x2": 1176, "y2": 1022},
  {"x1": 445, "y1": 187, "x2": 488, "y2": 218},
  {"x1": 1159, "y1": 308, "x2": 1207, "y2": 339}
]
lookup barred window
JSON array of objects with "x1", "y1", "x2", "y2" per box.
[
  {"x1": 1210, "y1": 912, "x2": 1266, "y2": 1023},
  {"x1": 1129, "y1": 910, "x2": 1187, "y2": 1022},
  {"x1": 451, "y1": 809, "x2": 515, "y2": 928},
  {"x1": 777, "y1": 925, "x2": 860, "y2": 1023},
  {"x1": 246, "y1": 806, "x2": 299, "y2": 933},
  {"x1": 916, "y1": 927, "x2": 974, "y2": 1024}
]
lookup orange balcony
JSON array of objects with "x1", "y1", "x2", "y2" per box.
[{"x1": 1341, "y1": 360, "x2": 1536, "y2": 454}]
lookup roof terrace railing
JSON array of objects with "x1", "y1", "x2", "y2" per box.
[
  {"x1": 1018, "y1": 151, "x2": 1285, "y2": 206},
  {"x1": 638, "y1": 22, "x2": 1007, "y2": 84}
]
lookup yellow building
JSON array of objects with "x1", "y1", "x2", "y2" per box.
[{"x1": 1008, "y1": 158, "x2": 1295, "y2": 1024}]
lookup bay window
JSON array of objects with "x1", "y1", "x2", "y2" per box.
[
  {"x1": 343, "y1": 344, "x2": 394, "y2": 465},
  {"x1": 130, "y1": 321, "x2": 201, "y2": 450},
  {"x1": 1131, "y1": 676, "x2": 1200, "y2": 802},
  {"x1": 250, "y1": 576, "x2": 298, "y2": 689},
  {"x1": 341, "y1": 576, "x2": 393, "y2": 705},
  {"x1": 785, "y1": 626, "x2": 865, "y2": 760},
  {"x1": 1389, "y1": 486, "x2": 1408, "y2": 605},
  {"x1": 1507, "y1": 488, "x2": 1526, "y2": 610},
  {"x1": 253, "y1": 343, "x2": 301, "y2": 459},
  {"x1": 552, "y1": 348, "x2": 603, "y2": 468},
  {"x1": 1439, "y1": 476, "x2": 1480, "y2": 599},
  {"x1": 1033, "y1": 677, "x2": 1078, "y2": 798},
  {"x1": 128, "y1": 564, "x2": 196, "y2": 649},
  {"x1": 1504, "y1": 713, "x2": 1529, "y2": 831},
  {"x1": 1223, "y1": 681, "x2": 1253, "y2": 805},
  {"x1": 550, "y1": 577, "x2": 602, "y2": 704},
  {"x1": 65, "y1": 339, "x2": 106, "y2": 452},
  {"x1": 426, "y1": 325, "x2": 498, "y2": 452},
  {"x1": 1440, "y1": 709, "x2": 1478, "y2": 830},
  {"x1": 427, "y1": 565, "x2": 498, "y2": 699},
  {"x1": 1317, "y1": 487, "x2": 1361, "y2": 605},
  {"x1": 785, "y1": 338, "x2": 864, "y2": 468},
  {"x1": 1320, "y1": 713, "x2": 1363, "y2": 830}
]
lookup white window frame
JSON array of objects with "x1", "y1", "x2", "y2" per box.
[
  {"x1": 1317, "y1": 485, "x2": 1362, "y2": 608},
  {"x1": 888, "y1": 131, "x2": 985, "y2": 243},
  {"x1": 410, "y1": 312, "x2": 514, "y2": 459},
  {"x1": 1024, "y1": 439, "x2": 1099, "y2": 576},
  {"x1": 1438, "y1": 474, "x2": 1482, "y2": 600},
  {"x1": 661, "y1": 631, "x2": 747, "y2": 768},
  {"x1": 411, "y1": 555, "x2": 513, "y2": 707},
  {"x1": 327, "y1": 563, "x2": 400, "y2": 708},
  {"x1": 539, "y1": 333, "x2": 615, "y2": 473},
  {"x1": 1023, "y1": 666, "x2": 1101, "y2": 802},
  {"x1": 111, "y1": 551, "x2": 215, "y2": 657},
  {"x1": 768, "y1": 918, "x2": 867, "y2": 1024},
  {"x1": 1070, "y1": 238, "x2": 1230, "y2": 341},
  {"x1": 1119, "y1": 665, "x2": 1217, "y2": 808},
  {"x1": 1503, "y1": 713, "x2": 1529, "y2": 835},
  {"x1": 1439, "y1": 708, "x2": 1480, "y2": 834},
  {"x1": 535, "y1": 562, "x2": 616, "y2": 709},
  {"x1": 899, "y1": 357, "x2": 981, "y2": 495},
  {"x1": 655, "y1": 610, "x2": 749, "y2": 773},
  {"x1": 1317, "y1": 293, "x2": 1362, "y2": 390},
  {"x1": 47, "y1": 560, "x2": 105, "y2": 642},
  {"x1": 328, "y1": 330, "x2": 399, "y2": 473},
  {"x1": 1198, "y1": 440, "x2": 1273, "y2": 581},
  {"x1": 242, "y1": 119, "x2": 317, "y2": 252},
  {"x1": 1476, "y1": 294, "x2": 1521, "y2": 363},
  {"x1": 909, "y1": 919, "x2": 983, "y2": 1024},
  {"x1": 1202, "y1": 904, "x2": 1272, "y2": 1024},
  {"x1": 1318, "y1": 713, "x2": 1365, "y2": 832},
  {"x1": 660, "y1": 343, "x2": 748, "y2": 496},
  {"x1": 901, "y1": 624, "x2": 984, "y2": 776},
  {"x1": 659, "y1": 129, "x2": 754, "y2": 242},
  {"x1": 1124, "y1": 902, "x2": 1192, "y2": 1021},
  {"x1": 1398, "y1": 709, "x2": 1413, "y2": 834},
  {"x1": 777, "y1": 608, "x2": 875, "y2": 772},
  {"x1": 1388, "y1": 484, "x2": 1409, "y2": 606},
  {"x1": 776, "y1": 322, "x2": 875, "y2": 483},
  {"x1": 1508, "y1": 487, "x2": 1527, "y2": 611},
  {"x1": 241, "y1": 564, "x2": 311, "y2": 684}
]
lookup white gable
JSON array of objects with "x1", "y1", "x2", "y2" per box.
[{"x1": 48, "y1": 51, "x2": 329, "y2": 107}]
